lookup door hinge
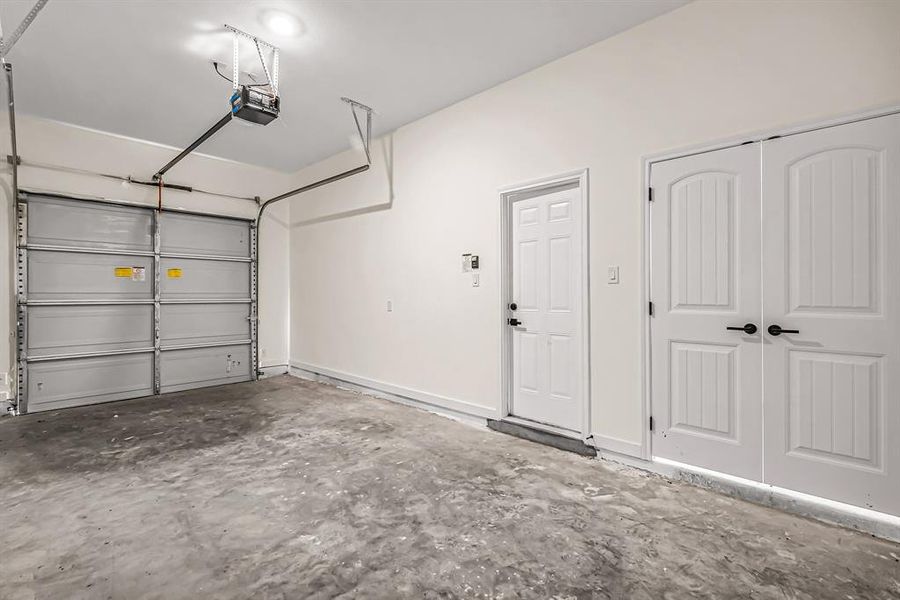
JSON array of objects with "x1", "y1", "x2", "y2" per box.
[
  {"x1": 649, "y1": 416, "x2": 655, "y2": 431},
  {"x1": 647, "y1": 187, "x2": 654, "y2": 202},
  {"x1": 648, "y1": 301, "x2": 654, "y2": 316}
]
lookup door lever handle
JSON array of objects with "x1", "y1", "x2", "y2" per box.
[
  {"x1": 767, "y1": 324, "x2": 799, "y2": 336},
  {"x1": 508, "y1": 318, "x2": 523, "y2": 327},
  {"x1": 726, "y1": 323, "x2": 758, "y2": 335}
]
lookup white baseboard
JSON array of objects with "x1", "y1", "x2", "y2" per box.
[
  {"x1": 288, "y1": 361, "x2": 496, "y2": 424},
  {"x1": 588, "y1": 434, "x2": 645, "y2": 459}
]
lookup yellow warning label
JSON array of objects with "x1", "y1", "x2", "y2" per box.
[
  {"x1": 167, "y1": 268, "x2": 183, "y2": 279},
  {"x1": 114, "y1": 267, "x2": 133, "y2": 278}
]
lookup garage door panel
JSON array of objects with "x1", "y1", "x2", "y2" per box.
[
  {"x1": 160, "y1": 344, "x2": 251, "y2": 394},
  {"x1": 27, "y1": 353, "x2": 154, "y2": 412},
  {"x1": 160, "y1": 258, "x2": 249, "y2": 300},
  {"x1": 19, "y1": 193, "x2": 256, "y2": 413},
  {"x1": 160, "y1": 304, "x2": 250, "y2": 347},
  {"x1": 26, "y1": 196, "x2": 153, "y2": 252},
  {"x1": 160, "y1": 212, "x2": 250, "y2": 257},
  {"x1": 28, "y1": 305, "x2": 153, "y2": 357},
  {"x1": 28, "y1": 251, "x2": 153, "y2": 300}
]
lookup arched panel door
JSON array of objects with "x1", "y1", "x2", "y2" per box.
[
  {"x1": 762, "y1": 113, "x2": 900, "y2": 515},
  {"x1": 650, "y1": 143, "x2": 762, "y2": 480}
]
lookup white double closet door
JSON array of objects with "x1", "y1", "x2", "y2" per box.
[{"x1": 651, "y1": 113, "x2": 900, "y2": 516}]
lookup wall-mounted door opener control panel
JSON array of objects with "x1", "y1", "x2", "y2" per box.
[{"x1": 462, "y1": 253, "x2": 480, "y2": 287}]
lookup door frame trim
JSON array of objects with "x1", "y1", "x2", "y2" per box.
[
  {"x1": 641, "y1": 103, "x2": 900, "y2": 461},
  {"x1": 499, "y1": 168, "x2": 591, "y2": 440}
]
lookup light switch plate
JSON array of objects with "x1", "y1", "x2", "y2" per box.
[{"x1": 607, "y1": 266, "x2": 620, "y2": 284}]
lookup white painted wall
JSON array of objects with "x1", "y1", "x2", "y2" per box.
[
  {"x1": 0, "y1": 115, "x2": 293, "y2": 399},
  {"x1": 287, "y1": 0, "x2": 900, "y2": 454}
]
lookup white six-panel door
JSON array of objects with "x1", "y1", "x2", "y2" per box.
[
  {"x1": 651, "y1": 112, "x2": 900, "y2": 516},
  {"x1": 510, "y1": 186, "x2": 584, "y2": 433},
  {"x1": 762, "y1": 113, "x2": 900, "y2": 515},
  {"x1": 650, "y1": 144, "x2": 763, "y2": 480}
]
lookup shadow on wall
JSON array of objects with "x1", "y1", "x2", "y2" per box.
[{"x1": 291, "y1": 133, "x2": 395, "y2": 227}]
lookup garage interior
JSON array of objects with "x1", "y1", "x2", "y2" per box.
[{"x1": 1, "y1": 1, "x2": 899, "y2": 598}]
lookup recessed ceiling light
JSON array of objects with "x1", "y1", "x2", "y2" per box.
[{"x1": 261, "y1": 10, "x2": 302, "y2": 37}]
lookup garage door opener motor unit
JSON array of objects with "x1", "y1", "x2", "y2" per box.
[{"x1": 231, "y1": 85, "x2": 279, "y2": 125}]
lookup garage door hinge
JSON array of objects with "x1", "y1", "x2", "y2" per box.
[
  {"x1": 649, "y1": 416, "x2": 655, "y2": 431},
  {"x1": 647, "y1": 187, "x2": 654, "y2": 202},
  {"x1": 648, "y1": 301, "x2": 654, "y2": 316}
]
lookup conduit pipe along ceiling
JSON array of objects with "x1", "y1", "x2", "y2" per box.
[{"x1": 2, "y1": 2, "x2": 376, "y2": 405}]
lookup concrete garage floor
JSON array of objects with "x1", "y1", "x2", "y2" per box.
[{"x1": 1, "y1": 377, "x2": 898, "y2": 599}]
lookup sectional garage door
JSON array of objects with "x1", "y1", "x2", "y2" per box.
[{"x1": 17, "y1": 193, "x2": 256, "y2": 413}]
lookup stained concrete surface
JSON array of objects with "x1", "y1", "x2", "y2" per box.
[{"x1": 1, "y1": 376, "x2": 898, "y2": 600}]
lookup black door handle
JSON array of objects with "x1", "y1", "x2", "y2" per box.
[
  {"x1": 767, "y1": 324, "x2": 799, "y2": 336},
  {"x1": 508, "y1": 318, "x2": 523, "y2": 327},
  {"x1": 726, "y1": 323, "x2": 758, "y2": 335}
]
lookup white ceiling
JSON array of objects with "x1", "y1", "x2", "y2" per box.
[{"x1": 1, "y1": 0, "x2": 686, "y2": 173}]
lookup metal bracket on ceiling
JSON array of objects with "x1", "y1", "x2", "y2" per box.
[
  {"x1": 341, "y1": 97, "x2": 374, "y2": 165},
  {"x1": 0, "y1": 0, "x2": 50, "y2": 58},
  {"x1": 225, "y1": 24, "x2": 279, "y2": 97}
]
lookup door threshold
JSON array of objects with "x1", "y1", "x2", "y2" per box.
[
  {"x1": 502, "y1": 415, "x2": 581, "y2": 439},
  {"x1": 488, "y1": 417, "x2": 596, "y2": 457}
]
